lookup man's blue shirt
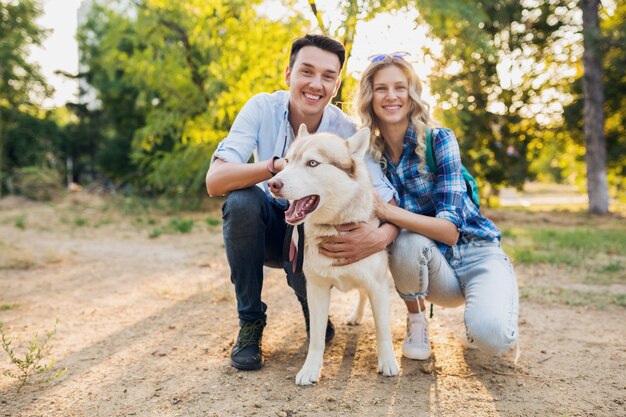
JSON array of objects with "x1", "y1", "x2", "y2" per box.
[
  {"x1": 383, "y1": 123, "x2": 501, "y2": 253},
  {"x1": 211, "y1": 90, "x2": 396, "y2": 201}
]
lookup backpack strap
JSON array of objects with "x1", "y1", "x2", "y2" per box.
[
  {"x1": 426, "y1": 127, "x2": 481, "y2": 208},
  {"x1": 424, "y1": 127, "x2": 438, "y2": 174}
]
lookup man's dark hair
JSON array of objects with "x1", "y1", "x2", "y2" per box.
[{"x1": 289, "y1": 34, "x2": 346, "y2": 70}]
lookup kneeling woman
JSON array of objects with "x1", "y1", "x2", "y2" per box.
[{"x1": 356, "y1": 53, "x2": 519, "y2": 360}]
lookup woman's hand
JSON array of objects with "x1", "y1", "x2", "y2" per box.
[{"x1": 373, "y1": 192, "x2": 390, "y2": 222}]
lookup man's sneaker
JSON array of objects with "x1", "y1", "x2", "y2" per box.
[
  {"x1": 300, "y1": 299, "x2": 335, "y2": 343},
  {"x1": 402, "y1": 312, "x2": 431, "y2": 360},
  {"x1": 230, "y1": 319, "x2": 265, "y2": 370}
]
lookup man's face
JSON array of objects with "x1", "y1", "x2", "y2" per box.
[{"x1": 285, "y1": 46, "x2": 342, "y2": 118}]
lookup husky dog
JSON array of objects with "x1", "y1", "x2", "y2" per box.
[{"x1": 268, "y1": 125, "x2": 399, "y2": 386}]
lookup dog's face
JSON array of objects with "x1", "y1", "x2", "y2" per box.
[{"x1": 268, "y1": 126, "x2": 371, "y2": 225}]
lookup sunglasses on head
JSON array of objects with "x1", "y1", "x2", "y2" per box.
[{"x1": 367, "y1": 51, "x2": 411, "y2": 62}]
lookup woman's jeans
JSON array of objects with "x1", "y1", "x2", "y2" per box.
[
  {"x1": 222, "y1": 187, "x2": 307, "y2": 325},
  {"x1": 389, "y1": 230, "x2": 519, "y2": 354}
]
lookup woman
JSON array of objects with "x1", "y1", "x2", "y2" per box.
[{"x1": 356, "y1": 53, "x2": 519, "y2": 361}]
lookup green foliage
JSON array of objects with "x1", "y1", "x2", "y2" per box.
[
  {"x1": 1, "y1": 111, "x2": 64, "y2": 189},
  {"x1": 14, "y1": 166, "x2": 63, "y2": 201},
  {"x1": 0, "y1": 0, "x2": 49, "y2": 104},
  {"x1": 0, "y1": 303, "x2": 20, "y2": 311},
  {"x1": 420, "y1": 0, "x2": 582, "y2": 194},
  {"x1": 560, "y1": 2, "x2": 626, "y2": 200},
  {"x1": 78, "y1": 0, "x2": 307, "y2": 195},
  {"x1": 0, "y1": 321, "x2": 67, "y2": 392},
  {"x1": 74, "y1": 6, "x2": 145, "y2": 186},
  {"x1": 0, "y1": 0, "x2": 53, "y2": 195}
]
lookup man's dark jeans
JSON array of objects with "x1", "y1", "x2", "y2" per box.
[{"x1": 222, "y1": 187, "x2": 307, "y2": 325}]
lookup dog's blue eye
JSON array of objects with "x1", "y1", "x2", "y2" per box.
[{"x1": 306, "y1": 160, "x2": 319, "y2": 167}]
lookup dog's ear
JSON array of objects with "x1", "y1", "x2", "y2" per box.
[
  {"x1": 298, "y1": 124, "x2": 310, "y2": 138},
  {"x1": 347, "y1": 128, "x2": 370, "y2": 160}
]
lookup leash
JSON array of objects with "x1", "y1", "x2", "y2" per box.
[{"x1": 283, "y1": 223, "x2": 305, "y2": 274}]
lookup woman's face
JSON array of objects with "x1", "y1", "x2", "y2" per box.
[{"x1": 372, "y1": 65, "x2": 410, "y2": 127}]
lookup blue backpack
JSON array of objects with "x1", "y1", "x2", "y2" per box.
[{"x1": 425, "y1": 128, "x2": 481, "y2": 208}]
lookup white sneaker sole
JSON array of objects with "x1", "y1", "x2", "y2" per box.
[{"x1": 402, "y1": 346, "x2": 431, "y2": 361}]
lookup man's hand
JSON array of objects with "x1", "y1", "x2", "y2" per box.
[
  {"x1": 318, "y1": 222, "x2": 387, "y2": 266},
  {"x1": 273, "y1": 157, "x2": 287, "y2": 173}
]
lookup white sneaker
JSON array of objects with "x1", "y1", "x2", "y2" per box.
[{"x1": 402, "y1": 312, "x2": 431, "y2": 360}]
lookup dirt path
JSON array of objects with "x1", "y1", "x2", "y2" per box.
[{"x1": 0, "y1": 196, "x2": 624, "y2": 417}]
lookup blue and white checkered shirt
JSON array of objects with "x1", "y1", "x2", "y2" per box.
[{"x1": 383, "y1": 123, "x2": 501, "y2": 254}]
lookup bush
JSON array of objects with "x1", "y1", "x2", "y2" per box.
[{"x1": 14, "y1": 166, "x2": 63, "y2": 201}]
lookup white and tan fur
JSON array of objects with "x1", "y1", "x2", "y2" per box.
[{"x1": 269, "y1": 126, "x2": 399, "y2": 385}]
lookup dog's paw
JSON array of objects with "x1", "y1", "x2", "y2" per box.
[
  {"x1": 296, "y1": 365, "x2": 322, "y2": 386},
  {"x1": 378, "y1": 357, "x2": 400, "y2": 377},
  {"x1": 345, "y1": 312, "x2": 362, "y2": 326}
]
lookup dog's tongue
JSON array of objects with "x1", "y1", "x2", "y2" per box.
[{"x1": 285, "y1": 195, "x2": 319, "y2": 224}]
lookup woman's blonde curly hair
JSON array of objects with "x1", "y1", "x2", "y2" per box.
[{"x1": 355, "y1": 56, "x2": 434, "y2": 173}]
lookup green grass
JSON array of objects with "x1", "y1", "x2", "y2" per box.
[
  {"x1": 95, "y1": 218, "x2": 112, "y2": 227},
  {"x1": 74, "y1": 217, "x2": 87, "y2": 227},
  {"x1": 116, "y1": 195, "x2": 204, "y2": 216},
  {"x1": 206, "y1": 215, "x2": 221, "y2": 227},
  {"x1": 14, "y1": 216, "x2": 26, "y2": 230},
  {"x1": 596, "y1": 262, "x2": 624, "y2": 273},
  {"x1": 0, "y1": 303, "x2": 20, "y2": 311},
  {"x1": 168, "y1": 218, "x2": 194, "y2": 234},
  {"x1": 501, "y1": 225, "x2": 626, "y2": 286}
]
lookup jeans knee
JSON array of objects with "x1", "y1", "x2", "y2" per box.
[
  {"x1": 389, "y1": 231, "x2": 433, "y2": 274},
  {"x1": 222, "y1": 187, "x2": 268, "y2": 237},
  {"x1": 223, "y1": 187, "x2": 265, "y2": 218},
  {"x1": 465, "y1": 316, "x2": 518, "y2": 355},
  {"x1": 390, "y1": 231, "x2": 435, "y2": 297}
]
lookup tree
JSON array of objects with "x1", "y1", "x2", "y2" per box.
[
  {"x1": 305, "y1": 0, "x2": 411, "y2": 104},
  {"x1": 602, "y1": 1, "x2": 626, "y2": 201},
  {"x1": 581, "y1": 0, "x2": 609, "y2": 214},
  {"x1": 78, "y1": 0, "x2": 306, "y2": 195},
  {"x1": 554, "y1": 1, "x2": 623, "y2": 207},
  {"x1": 416, "y1": 1, "x2": 582, "y2": 200},
  {"x1": 0, "y1": 0, "x2": 52, "y2": 195},
  {"x1": 304, "y1": 1, "x2": 581, "y2": 201},
  {"x1": 75, "y1": 4, "x2": 145, "y2": 186}
]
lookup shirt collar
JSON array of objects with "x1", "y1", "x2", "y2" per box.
[
  {"x1": 382, "y1": 121, "x2": 417, "y2": 166},
  {"x1": 403, "y1": 121, "x2": 418, "y2": 146},
  {"x1": 284, "y1": 92, "x2": 331, "y2": 135}
]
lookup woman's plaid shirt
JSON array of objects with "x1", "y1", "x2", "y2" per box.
[{"x1": 383, "y1": 124, "x2": 501, "y2": 254}]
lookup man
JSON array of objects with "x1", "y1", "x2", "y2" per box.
[{"x1": 206, "y1": 34, "x2": 398, "y2": 371}]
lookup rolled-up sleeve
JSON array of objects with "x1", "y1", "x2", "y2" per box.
[
  {"x1": 365, "y1": 154, "x2": 398, "y2": 203},
  {"x1": 432, "y1": 129, "x2": 466, "y2": 231},
  {"x1": 210, "y1": 95, "x2": 263, "y2": 165}
]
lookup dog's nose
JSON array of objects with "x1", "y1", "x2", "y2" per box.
[{"x1": 268, "y1": 178, "x2": 283, "y2": 194}]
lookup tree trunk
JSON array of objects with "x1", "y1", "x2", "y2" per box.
[
  {"x1": 335, "y1": 0, "x2": 358, "y2": 106},
  {"x1": 581, "y1": 0, "x2": 609, "y2": 214}
]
